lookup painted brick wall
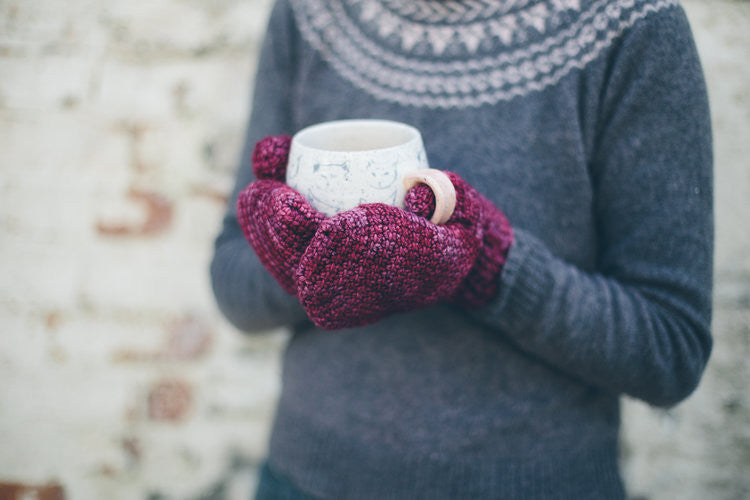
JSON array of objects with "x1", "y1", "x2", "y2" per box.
[{"x1": 0, "y1": 1, "x2": 747, "y2": 499}]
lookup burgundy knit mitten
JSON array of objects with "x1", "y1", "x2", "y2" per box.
[
  {"x1": 296, "y1": 172, "x2": 514, "y2": 329},
  {"x1": 237, "y1": 136, "x2": 326, "y2": 294}
]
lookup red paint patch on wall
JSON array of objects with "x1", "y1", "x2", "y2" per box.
[
  {"x1": 0, "y1": 482, "x2": 65, "y2": 500},
  {"x1": 44, "y1": 310, "x2": 63, "y2": 331},
  {"x1": 113, "y1": 313, "x2": 214, "y2": 363},
  {"x1": 96, "y1": 188, "x2": 174, "y2": 237},
  {"x1": 161, "y1": 314, "x2": 214, "y2": 360},
  {"x1": 190, "y1": 184, "x2": 229, "y2": 205},
  {"x1": 148, "y1": 378, "x2": 193, "y2": 422}
]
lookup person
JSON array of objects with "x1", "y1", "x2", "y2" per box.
[{"x1": 210, "y1": 0, "x2": 714, "y2": 497}]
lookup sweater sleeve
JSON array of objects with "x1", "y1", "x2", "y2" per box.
[
  {"x1": 210, "y1": 0, "x2": 309, "y2": 332},
  {"x1": 471, "y1": 6, "x2": 713, "y2": 408}
]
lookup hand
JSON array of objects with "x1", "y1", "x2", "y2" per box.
[
  {"x1": 237, "y1": 136, "x2": 326, "y2": 294},
  {"x1": 295, "y1": 172, "x2": 513, "y2": 329}
]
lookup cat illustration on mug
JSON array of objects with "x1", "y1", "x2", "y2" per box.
[
  {"x1": 359, "y1": 159, "x2": 399, "y2": 206},
  {"x1": 304, "y1": 162, "x2": 352, "y2": 214}
]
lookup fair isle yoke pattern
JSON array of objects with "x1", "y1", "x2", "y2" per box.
[{"x1": 290, "y1": 0, "x2": 678, "y2": 108}]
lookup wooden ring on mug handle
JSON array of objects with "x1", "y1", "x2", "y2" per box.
[{"x1": 402, "y1": 169, "x2": 457, "y2": 226}]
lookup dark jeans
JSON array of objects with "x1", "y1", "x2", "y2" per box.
[{"x1": 255, "y1": 462, "x2": 322, "y2": 500}]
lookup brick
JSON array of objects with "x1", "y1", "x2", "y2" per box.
[
  {"x1": 147, "y1": 378, "x2": 193, "y2": 422},
  {"x1": 0, "y1": 483, "x2": 65, "y2": 500}
]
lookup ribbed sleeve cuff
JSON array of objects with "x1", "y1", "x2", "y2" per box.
[{"x1": 470, "y1": 228, "x2": 557, "y2": 334}]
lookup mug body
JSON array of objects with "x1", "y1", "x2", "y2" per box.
[{"x1": 286, "y1": 119, "x2": 429, "y2": 216}]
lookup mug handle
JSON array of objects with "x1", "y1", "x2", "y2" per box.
[{"x1": 402, "y1": 169, "x2": 457, "y2": 226}]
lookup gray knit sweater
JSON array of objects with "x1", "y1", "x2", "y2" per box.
[{"x1": 210, "y1": 0, "x2": 713, "y2": 497}]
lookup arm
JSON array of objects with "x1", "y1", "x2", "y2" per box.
[
  {"x1": 472, "y1": 7, "x2": 713, "y2": 407},
  {"x1": 210, "y1": 0, "x2": 310, "y2": 332}
]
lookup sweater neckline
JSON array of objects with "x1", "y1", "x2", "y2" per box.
[
  {"x1": 331, "y1": 0, "x2": 583, "y2": 55},
  {"x1": 290, "y1": 0, "x2": 676, "y2": 108},
  {"x1": 366, "y1": 0, "x2": 554, "y2": 26}
]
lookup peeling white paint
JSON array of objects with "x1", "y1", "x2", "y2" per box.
[{"x1": 0, "y1": 0, "x2": 748, "y2": 499}]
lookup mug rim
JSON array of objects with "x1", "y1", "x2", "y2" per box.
[{"x1": 291, "y1": 119, "x2": 421, "y2": 154}]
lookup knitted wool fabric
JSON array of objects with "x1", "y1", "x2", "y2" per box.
[
  {"x1": 237, "y1": 137, "x2": 325, "y2": 294},
  {"x1": 406, "y1": 182, "x2": 514, "y2": 307},
  {"x1": 297, "y1": 172, "x2": 513, "y2": 329},
  {"x1": 237, "y1": 181, "x2": 325, "y2": 294},
  {"x1": 289, "y1": 0, "x2": 679, "y2": 109},
  {"x1": 211, "y1": 0, "x2": 714, "y2": 496},
  {"x1": 252, "y1": 135, "x2": 292, "y2": 181},
  {"x1": 240, "y1": 136, "x2": 513, "y2": 325}
]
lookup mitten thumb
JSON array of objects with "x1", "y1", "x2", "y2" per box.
[
  {"x1": 252, "y1": 135, "x2": 292, "y2": 181},
  {"x1": 404, "y1": 171, "x2": 481, "y2": 228},
  {"x1": 403, "y1": 183, "x2": 436, "y2": 220}
]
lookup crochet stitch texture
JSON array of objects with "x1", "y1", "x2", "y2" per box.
[
  {"x1": 237, "y1": 137, "x2": 513, "y2": 329},
  {"x1": 297, "y1": 171, "x2": 513, "y2": 329},
  {"x1": 237, "y1": 137, "x2": 325, "y2": 295},
  {"x1": 237, "y1": 179, "x2": 324, "y2": 294}
]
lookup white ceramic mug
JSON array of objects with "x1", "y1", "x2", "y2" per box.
[{"x1": 286, "y1": 119, "x2": 456, "y2": 225}]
